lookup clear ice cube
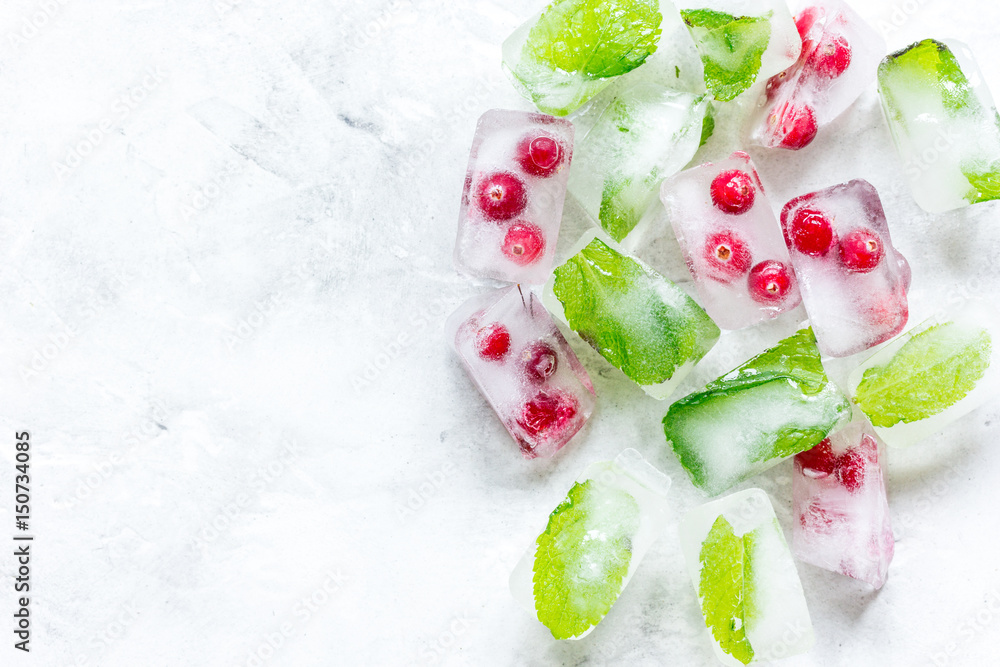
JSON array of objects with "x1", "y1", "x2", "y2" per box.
[
  {"x1": 877, "y1": 38, "x2": 1000, "y2": 213},
  {"x1": 780, "y1": 179, "x2": 910, "y2": 358},
  {"x1": 509, "y1": 449, "x2": 671, "y2": 639},
  {"x1": 446, "y1": 286, "x2": 595, "y2": 458},
  {"x1": 792, "y1": 415, "x2": 894, "y2": 589},
  {"x1": 749, "y1": 0, "x2": 885, "y2": 150},
  {"x1": 454, "y1": 110, "x2": 574, "y2": 284},
  {"x1": 680, "y1": 488, "x2": 814, "y2": 665},
  {"x1": 655, "y1": 150, "x2": 802, "y2": 329}
]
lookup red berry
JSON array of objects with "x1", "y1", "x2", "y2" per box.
[
  {"x1": 788, "y1": 207, "x2": 835, "y2": 256},
  {"x1": 835, "y1": 449, "x2": 867, "y2": 493},
  {"x1": 516, "y1": 390, "x2": 578, "y2": 441},
  {"x1": 710, "y1": 169, "x2": 757, "y2": 215},
  {"x1": 501, "y1": 222, "x2": 545, "y2": 265},
  {"x1": 857, "y1": 434, "x2": 879, "y2": 462},
  {"x1": 748, "y1": 260, "x2": 794, "y2": 304},
  {"x1": 516, "y1": 134, "x2": 565, "y2": 177},
  {"x1": 475, "y1": 172, "x2": 527, "y2": 221},
  {"x1": 703, "y1": 230, "x2": 752, "y2": 281},
  {"x1": 809, "y1": 35, "x2": 852, "y2": 79},
  {"x1": 799, "y1": 499, "x2": 844, "y2": 534},
  {"x1": 476, "y1": 323, "x2": 511, "y2": 361},
  {"x1": 522, "y1": 342, "x2": 558, "y2": 384},
  {"x1": 794, "y1": 6, "x2": 822, "y2": 43},
  {"x1": 795, "y1": 439, "x2": 836, "y2": 478},
  {"x1": 769, "y1": 102, "x2": 818, "y2": 150},
  {"x1": 839, "y1": 229, "x2": 884, "y2": 273}
]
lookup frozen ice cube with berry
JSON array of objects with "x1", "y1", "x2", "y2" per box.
[
  {"x1": 878, "y1": 39, "x2": 1000, "y2": 212},
  {"x1": 454, "y1": 109, "x2": 573, "y2": 284},
  {"x1": 750, "y1": 1, "x2": 885, "y2": 150},
  {"x1": 446, "y1": 286, "x2": 595, "y2": 458},
  {"x1": 680, "y1": 488, "x2": 814, "y2": 665},
  {"x1": 793, "y1": 416, "x2": 894, "y2": 589},
  {"x1": 780, "y1": 179, "x2": 910, "y2": 358},
  {"x1": 656, "y1": 151, "x2": 801, "y2": 329},
  {"x1": 508, "y1": 449, "x2": 671, "y2": 639}
]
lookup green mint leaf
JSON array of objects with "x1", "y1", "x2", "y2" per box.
[
  {"x1": 698, "y1": 516, "x2": 754, "y2": 665},
  {"x1": 533, "y1": 479, "x2": 640, "y2": 639},
  {"x1": 552, "y1": 238, "x2": 719, "y2": 386},
  {"x1": 681, "y1": 8, "x2": 771, "y2": 101},
  {"x1": 525, "y1": 0, "x2": 662, "y2": 80},
  {"x1": 962, "y1": 160, "x2": 1000, "y2": 204},
  {"x1": 699, "y1": 101, "x2": 716, "y2": 147},
  {"x1": 855, "y1": 322, "x2": 992, "y2": 427},
  {"x1": 706, "y1": 328, "x2": 829, "y2": 395},
  {"x1": 598, "y1": 171, "x2": 659, "y2": 242}
]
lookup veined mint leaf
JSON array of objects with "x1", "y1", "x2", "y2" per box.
[
  {"x1": 525, "y1": 0, "x2": 662, "y2": 80},
  {"x1": 706, "y1": 328, "x2": 828, "y2": 395},
  {"x1": 855, "y1": 322, "x2": 992, "y2": 427},
  {"x1": 533, "y1": 479, "x2": 640, "y2": 639},
  {"x1": 598, "y1": 172, "x2": 659, "y2": 242},
  {"x1": 699, "y1": 516, "x2": 754, "y2": 665},
  {"x1": 681, "y1": 8, "x2": 771, "y2": 101},
  {"x1": 962, "y1": 160, "x2": 1000, "y2": 204},
  {"x1": 552, "y1": 238, "x2": 719, "y2": 386}
]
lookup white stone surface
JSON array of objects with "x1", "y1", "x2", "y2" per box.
[{"x1": 0, "y1": 0, "x2": 998, "y2": 665}]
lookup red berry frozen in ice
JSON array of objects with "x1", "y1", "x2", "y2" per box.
[
  {"x1": 748, "y1": 260, "x2": 794, "y2": 304},
  {"x1": 809, "y1": 35, "x2": 852, "y2": 79},
  {"x1": 839, "y1": 228, "x2": 884, "y2": 273},
  {"x1": 788, "y1": 207, "x2": 835, "y2": 256},
  {"x1": 522, "y1": 342, "x2": 558, "y2": 384},
  {"x1": 516, "y1": 133, "x2": 565, "y2": 177},
  {"x1": 710, "y1": 169, "x2": 757, "y2": 215},
  {"x1": 475, "y1": 172, "x2": 527, "y2": 221},
  {"x1": 501, "y1": 222, "x2": 545, "y2": 265},
  {"x1": 794, "y1": 6, "x2": 822, "y2": 43},
  {"x1": 795, "y1": 438, "x2": 836, "y2": 478},
  {"x1": 703, "y1": 230, "x2": 752, "y2": 280},
  {"x1": 476, "y1": 323, "x2": 511, "y2": 361},
  {"x1": 799, "y1": 499, "x2": 844, "y2": 534},
  {"x1": 769, "y1": 103, "x2": 818, "y2": 150},
  {"x1": 517, "y1": 390, "x2": 579, "y2": 441},
  {"x1": 835, "y1": 449, "x2": 867, "y2": 493}
]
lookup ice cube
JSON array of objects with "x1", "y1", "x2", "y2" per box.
[
  {"x1": 849, "y1": 299, "x2": 1000, "y2": 448},
  {"x1": 680, "y1": 488, "x2": 814, "y2": 665},
  {"x1": 446, "y1": 286, "x2": 595, "y2": 458},
  {"x1": 780, "y1": 179, "x2": 910, "y2": 358},
  {"x1": 877, "y1": 38, "x2": 1000, "y2": 213},
  {"x1": 501, "y1": 0, "x2": 676, "y2": 117},
  {"x1": 793, "y1": 415, "x2": 894, "y2": 589},
  {"x1": 454, "y1": 110, "x2": 573, "y2": 284},
  {"x1": 509, "y1": 448, "x2": 671, "y2": 639},
  {"x1": 568, "y1": 82, "x2": 710, "y2": 242},
  {"x1": 749, "y1": 1, "x2": 885, "y2": 150},
  {"x1": 543, "y1": 230, "x2": 720, "y2": 400},
  {"x1": 679, "y1": 0, "x2": 802, "y2": 102},
  {"x1": 652, "y1": 150, "x2": 801, "y2": 329},
  {"x1": 663, "y1": 327, "x2": 851, "y2": 495}
]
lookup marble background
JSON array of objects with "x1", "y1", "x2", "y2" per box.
[{"x1": 1, "y1": 0, "x2": 999, "y2": 665}]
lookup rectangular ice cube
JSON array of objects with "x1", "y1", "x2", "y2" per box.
[
  {"x1": 780, "y1": 179, "x2": 910, "y2": 358},
  {"x1": 454, "y1": 110, "x2": 573, "y2": 284},
  {"x1": 509, "y1": 448, "x2": 671, "y2": 639},
  {"x1": 793, "y1": 415, "x2": 894, "y2": 589},
  {"x1": 679, "y1": 0, "x2": 801, "y2": 102},
  {"x1": 749, "y1": 0, "x2": 885, "y2": 150},
  {"x1": 501, "y1": 0, "x2": 675, "y2": 117},
  {"x1": 877, "y1": 38, "x2": 1000, "y2": 213},
  {"x1": 848, "y1": 299, "x2": 1000, "y2": 448},
  {"x1": 657, "y1": 150, "x2": 802, "y2": 329},
  {"x1": 543, "y1": 230, "x2": 720, "y2": 400},
  {"x1": 680, "y1": 488, "x2": 814, "y2": 665},
  {"x1": 663, "y1": 327, "x2": 851, "y2": 496},
  {"x1": 568, "y1": 83, "x2": 710, "y2": 242},
  {"x1": 446, "y1": 286, "x2": 595, "y2": 458}
]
